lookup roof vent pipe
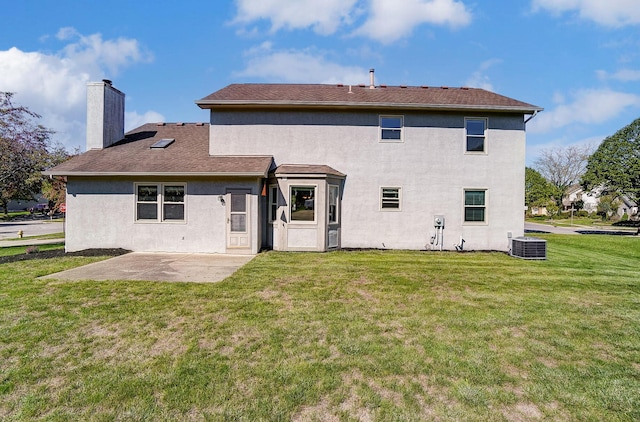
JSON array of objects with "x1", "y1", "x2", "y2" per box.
[{"x1": 369, "y1": 68, "x2": 375, "y2": 89}]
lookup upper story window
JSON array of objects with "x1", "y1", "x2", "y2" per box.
[
  {"x1": 464, "y1": 190, "x2": 486, "y2": 222},
  {"x1": 136, "y1": 183, "x2": 186, "y2": 222},
  {"x1": 380, "y1": 116, "x2": 403, "y2": 142},
  {"x1": 381, "y1": 187, "x2": 401, "y2": 210},
  {"x1": 291, "y1": 186, "x2": 316, "y2": 222},
  {"x1": 465, "y1": 118, "x2": 487, "y2": 153}
]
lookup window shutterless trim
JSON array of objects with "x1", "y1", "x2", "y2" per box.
[
  {"x1": 290, "y1": 185, "x2": 318, "y2": 223},
  {"x1": 328, "y1": 185, "x2": 339, "y2": 224},
  {"x1": 134, "y1": 182, "x2": 187, "y2": 224},
  {"x1": 379, "y1": 115, "x2": 404, "y2": 142},
  {"x1": 465, "y1": 117, "x2": 488, "y2": 154},
  {"x1": 380, "y1": 187, "x2": 402, "y2": 211},
  {"x1": 268, "y1": 184, "x2": 278, "y2": 223},
  {"x1": 463, "y1": 188, "x2": 487, "y2": 225}
]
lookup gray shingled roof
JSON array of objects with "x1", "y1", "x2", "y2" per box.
[
  {"x1": 46, "y1": 123, "x2": 273, "y2": 176},
  {"x1": 274, "y1": 164, "x2": 346, "y2": 178},
  {"x1": 197, "y1": 84, "x2": 542, "y2": 113}
]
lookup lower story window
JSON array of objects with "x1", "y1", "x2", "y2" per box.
[
  {"x1": 136, "y1": 183, "x2": 185, "y2": 222},
  {"x1": 291, "y1": 186, "x2": 316, "y2": 221},
  {"x1": 328, "y1": 185, "x2": 339, "y2": 223},
  {"x1": 464, "y1": 190, "x2": 486, "y2": 222},
  {"x1": 269, "y1": 185, "x2": 278, "y2": 222}
]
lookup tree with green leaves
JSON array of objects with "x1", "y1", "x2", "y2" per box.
[
  {"x1": 596, "y1": 194, "x2": 620, "y2": 221},
  {"x1": 0, "y1": 92, "x2": 55, "y2": 215},
  {"x1": 525, "y1": 167, "x2": 555, "y2": 207},
  {"x1": 581, "y1": 117, "x2": 640, "y2": 205}
]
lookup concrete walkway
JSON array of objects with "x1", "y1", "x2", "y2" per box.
[
  {"x1": 39, "y1": 252, "x2": 255, "y2": 283},
  {"x1": 0, "y1": 238, "x2": 65, "y2": 247}
]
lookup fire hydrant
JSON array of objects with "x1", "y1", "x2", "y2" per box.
[{"x1": 18, "y1": 230, "x2": 24, "y2": 238}]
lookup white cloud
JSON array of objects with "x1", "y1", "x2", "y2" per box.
[
  {"x1": 0, "y1": 29, "x2": 158, "y2": 152},
  {"x1": 235, "y1": 44, "x2": 368, "y2": 84},
  {"x1": 354, "y1": 0, "x2": 472, "y2": 43},
  {"x1": 233, "y1": 0, "x2": 359, "y2": 35},
  {"x1": 125, "y1": 111, "x2": 166, "y2": 132},
  {"x1": 233, "y1": 0, "x2": 472, "y2": 43},
  {"x1": 528, "y1": 88, "x2": 640, "y2": 133},
  {"x1": 464, "y1": 59, "x2": 502, "y2": 91},
  {"x1": 532, "y1": 0, "x2": 640, "y2": 27},
  {"x1": 596, "y1": 68, "x2": 640, "y2": 81}
]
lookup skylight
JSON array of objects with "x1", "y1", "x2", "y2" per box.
[{"x1": 150, "y1": 138, "x2": 175, "y2": 149}]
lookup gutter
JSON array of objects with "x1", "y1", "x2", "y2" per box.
[
  {"x1": 196, "y1": 100, "x2": 544, "y2": 115},
  {"x1": 524, "y1": 109, "x2": 541, "y2": 124},
  {"x1": 42, "y1": 171, "x2": 270, "y2": 178}
]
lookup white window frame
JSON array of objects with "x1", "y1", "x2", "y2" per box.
[
  {"x1": 463, "y1": 189, "x2": 487, "y2": 224},
  {"x1": 135, "y1": 182, "x2": 186, "y2": 223},
  {"x1": 465, "y1": 117, "x2": 488, "y2": 154},
  {"x1": 268, "y1": 185, "x2": 278, "y2": 223},
  {"x1": 290, "y1": 185, "x2": 317, "y2": 223},
  {"x1": 380, "y1": 187, "x2": 402, "y2": 211},
  {"x1": 328, "y1": 185, "x2": 339, "y2": 224},
  {"x1": 380, "y1": 115, "x2": 404, "y2": 142}
]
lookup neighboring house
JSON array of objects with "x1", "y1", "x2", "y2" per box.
[
  {"x1": 528, "y1": 205, "x2": 548, "y2": 216},
  {"x1": 7, "y1": 196, "x2": 45, "y2": 212},
  {"x1": 617, "y1": 195, "x2": 638, "y2": 218},
  {"x1": 562, "y1": 184, "x2": 599, "y2": 213},
  {"x1": 46, "y1": 76, "x2": 542, "y2": 253},
  {"x1": 562, "y1": 184, "x2": 638, "y2": 218}
]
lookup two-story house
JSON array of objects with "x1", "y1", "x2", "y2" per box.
[{"x1": 47, "y1": 76, "x2": 542, "y2": 253}]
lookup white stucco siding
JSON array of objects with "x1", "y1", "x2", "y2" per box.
[
  {"x1": 211, "y1": 110, "x2": 526, "y2": 251},
  {"x1": 65, "y1": 177, "x2": 260, "y2": 253}
]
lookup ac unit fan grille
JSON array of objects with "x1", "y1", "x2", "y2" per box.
[{"x1": 511, "y1": 237, "x2": 547, "y2": 260}]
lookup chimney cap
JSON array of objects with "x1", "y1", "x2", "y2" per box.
[{"x1": 102, "y1": 79, "x2": 112, "y2": 85}]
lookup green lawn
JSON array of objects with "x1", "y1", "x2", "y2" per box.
[{"x1": 1, "y1": 235, "x2": 639, "y2": 421}]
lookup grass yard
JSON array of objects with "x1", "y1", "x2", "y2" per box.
[{"x1": 1, "y1": 235, "x2": 639, "y2": 421}]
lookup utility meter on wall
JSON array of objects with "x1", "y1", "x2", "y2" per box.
[{"x1": 434, "y1": 215, "x2": 445, "y2": 228}]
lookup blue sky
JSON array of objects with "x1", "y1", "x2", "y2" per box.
[{"x1": 1, "y1": 0, "x2": 639, "y2": 165}]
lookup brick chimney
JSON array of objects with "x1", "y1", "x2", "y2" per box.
[{"x1": 86, "y1": 80, "x2": 125, "y2": 150}]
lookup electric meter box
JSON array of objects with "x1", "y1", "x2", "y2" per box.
[{"x1": 434, "y1": 215, "x2": 445, "y2": 228}]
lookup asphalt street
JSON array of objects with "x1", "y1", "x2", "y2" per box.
[{"x1": 0, "y1": 219, "x2": 64, "y2": 243}]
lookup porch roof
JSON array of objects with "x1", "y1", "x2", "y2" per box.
[
  {"x1": 45, "y1": 123, "x2": 273, "y2": 177},
  {"x1": 273, "y1": 164, "x2": 346, "y2": 178}
]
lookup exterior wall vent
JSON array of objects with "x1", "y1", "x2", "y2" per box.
[{"x1": 510, "y1": 236, "x2": 547, "y2": 260}]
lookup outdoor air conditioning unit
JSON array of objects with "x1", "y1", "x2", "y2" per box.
[{"x1": 510, "y1": 236, "x2": 547, "y2": 260}]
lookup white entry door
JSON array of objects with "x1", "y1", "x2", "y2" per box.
[{"x1": 226, "y1": 190, "x2": 250, "y2": 249}]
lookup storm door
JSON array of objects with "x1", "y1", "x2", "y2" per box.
[{"x1": 226, "y1": 189, "x2": 250, "y2": 249}]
